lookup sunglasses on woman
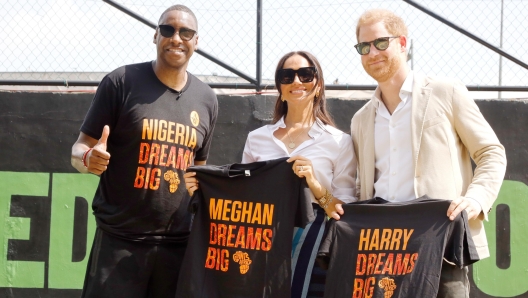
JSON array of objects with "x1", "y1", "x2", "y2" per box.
[
  {"x1": 354, "y1": 36, "x2": 399, "y2": 55},
  {"x1": 158, "y1": 24, "x2": 196, "y2": 41},
  {"x1": 277, "y1": 67, "x2": 317, "y2": 84}
]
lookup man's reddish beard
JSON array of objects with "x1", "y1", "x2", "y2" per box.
[{"x1": 363, "y1": 53, "x2": 402, "y2": 83}]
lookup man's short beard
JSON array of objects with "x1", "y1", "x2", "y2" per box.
[{"x1": 364, "y1": 54, "x2": 402, "y2": 83}]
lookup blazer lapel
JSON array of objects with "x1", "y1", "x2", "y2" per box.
[
  {"x1": 411, "y1": 73, "x2": 432, "y2": 172},
  {"x1": 363, "y1": 98, "x2": 376, "y2": 200}
]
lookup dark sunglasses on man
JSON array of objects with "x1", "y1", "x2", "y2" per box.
[
  {"x1": 277, "y1": 67, "x2": 317, "y2": 84},
  {"x1": 158, "y1": 24, "x2": 196, "y2": 41},
  {"x1": 354, "y1": 36, "x2": 400, "y2": 55}
]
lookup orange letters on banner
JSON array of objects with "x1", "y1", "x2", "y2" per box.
[
  {"x1": 204, "y1": 247, "x2": 229, "y2": 272},
  {"x1": 353, "y1": 277, "x2": 375, "y2": 298},
  {"x1": 355, "y1": 253, "x2": 419, "y2": 276}
]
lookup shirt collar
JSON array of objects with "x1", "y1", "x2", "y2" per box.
[
  {"x1": 400, "y1": 71, "x2": 414, "y2": 99},
  {"x1": 309, "y1": 118, "x2": 325, "y2": 139},
  {"x1": 270, "y1": 117, "x2": 287, "y2": 130},
  {"x1": 269, "y1": 116, "x2": 325, "y2": 139},
  {"x1": 373, "y1": 88, "x2": 382, "y2": 109},
  {"x1": 372, "y1": 70, "x2": 414, "y2": 108}
]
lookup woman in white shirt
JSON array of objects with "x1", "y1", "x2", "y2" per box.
[{"x1": 185, "y1": 51, "x2": 356, "y2": 298}]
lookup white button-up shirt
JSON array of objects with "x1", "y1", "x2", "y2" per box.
[
  {"x1": 373, "y1": 72, "x2": 415, "y2": 202},
  {"x1": 242, "y1": 117, "x2": 357, "y2": 203},
  {"x1": 372, "y1": 72, "x2": 482, "y2": 212}
]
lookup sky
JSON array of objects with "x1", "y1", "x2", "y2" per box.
[{"x1": 0, "y1": 0, "x2": 527, "y2": 97}]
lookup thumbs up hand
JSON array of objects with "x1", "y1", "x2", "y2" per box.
[
  {"x1": 86, "y1": 125, "x2": 111, "y2": 175},
  {"x1": 94, "y1": 125, "x2": 109, "y2": 151}
]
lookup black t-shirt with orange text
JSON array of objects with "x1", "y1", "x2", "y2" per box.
[
  {"x1": 81, "y1": 61, "x2": 218, "y2": 243},
  {"x1": 317, "y1": 197, "x2": 480, "y2": 298},
  {"x1": 176, "y1": 158, "x2": 315, "y2": 298}
]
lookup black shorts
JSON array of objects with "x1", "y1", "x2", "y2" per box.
[{"x1": 81, "y1": 228, "x2": 187, "y2": 298}]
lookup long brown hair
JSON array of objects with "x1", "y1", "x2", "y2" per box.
[{"x1": 272, "y1": 51, "x2": 335, "y2": 127}]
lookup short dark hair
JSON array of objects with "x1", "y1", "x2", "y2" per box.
[
  {"x1": 272, "y1": 51, "x2": 335, "y2": 127},
  {"x1": 158, "y1": 5, "x2": 198, "y2": 31}
]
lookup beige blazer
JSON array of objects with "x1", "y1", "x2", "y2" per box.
[{"x1": 350, "y1": 73, "x2": 507, "y2": 259}]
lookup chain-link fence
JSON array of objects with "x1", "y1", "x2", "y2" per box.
[{"x1": 0, "y1": 0, "x2": 527, "y2": 91}]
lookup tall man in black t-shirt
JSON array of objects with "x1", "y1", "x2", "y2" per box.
[{"x1": 71, "y1": 5, "x2": 218, "y2": 298}]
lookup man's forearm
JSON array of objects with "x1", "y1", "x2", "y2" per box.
[{"x1": 71, "y1": 143, "x2": 91, "y2": 173}]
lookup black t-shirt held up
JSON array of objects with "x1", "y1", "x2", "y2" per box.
[
  {"x1": 317, "y1": 197, "x2": 480, "y2": 298},
  {"x1": 176, "y1": 158, "x2": 315, "y2": 298},
  {"x1": 81, "y1": 61, "x2": 218, "y2": 244}
]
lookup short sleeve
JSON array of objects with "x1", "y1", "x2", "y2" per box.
[
  {"x1": 80, "y1": 74, "x2": 122, "y2": 139},
  {"x1": 443, "y1": 210, "x2": 480, "y2": 267},
  {"x1": 194, "y1": 91, "x2": 218, "y2": 161}
]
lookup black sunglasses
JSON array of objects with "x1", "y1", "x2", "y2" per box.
[
  {"x1": 354, "y1": 36, "x2": 400, "y2": 55},
  {"x1": 158, "y1": 24, "x2": 196, "y2": 41},
  {"x1": 277, "y1": 67, "x2": 317, "y2": 84}
]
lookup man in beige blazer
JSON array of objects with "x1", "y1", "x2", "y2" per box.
[{"x1": 351, "y1": 9, "x2": 507, "y2": 298}]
